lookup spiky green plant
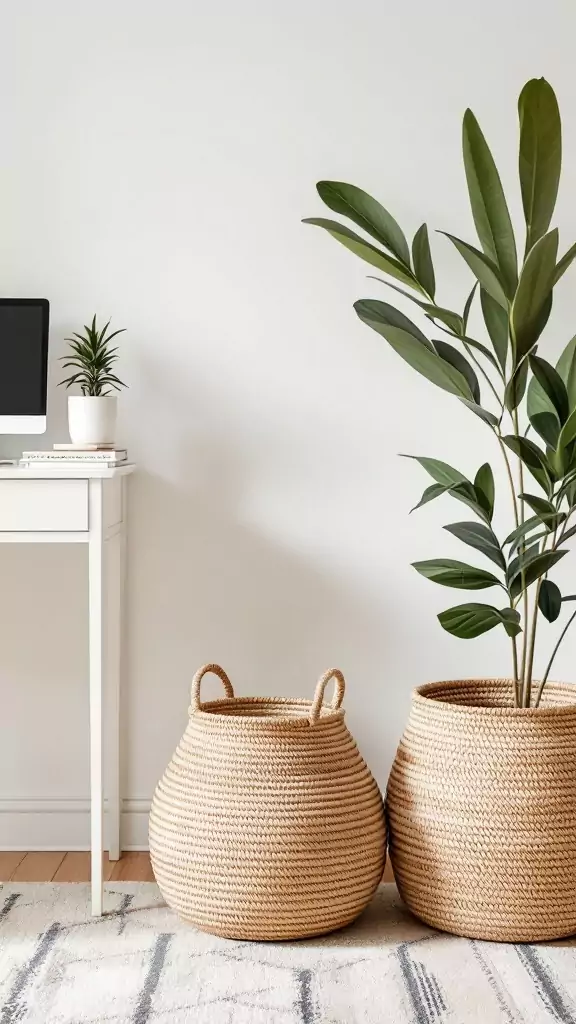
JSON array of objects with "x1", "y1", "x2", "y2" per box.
[
  {"x1": 304, "y1": 78, "x2": 576, "y2": 709},
  {"x1": 59, "y1": 315, "x2": 127, "y2": 396}
]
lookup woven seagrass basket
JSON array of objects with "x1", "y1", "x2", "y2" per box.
[
  {"x1": 387, "y1": 678, "x2": 576, "y2": 942},
  {"x1": 149, "y1": 664, "x2": 386, "y2": 940}
]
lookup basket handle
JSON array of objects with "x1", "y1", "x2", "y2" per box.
[
  {"x1": 190, "y1": 663, "x2": 234, "y2": 713},
  {"x1": 309, "y1": 668, "x2": 345, "y2": 725}
]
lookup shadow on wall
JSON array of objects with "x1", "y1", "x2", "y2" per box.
[
  {"x1": 125, "y1": 360, "x2": 396, "y2": 795},
  {"x1": 127, "y1": 461, "x2": 394, "y2": 794}
]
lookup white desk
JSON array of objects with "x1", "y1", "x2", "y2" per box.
[{"x1": 0, "y1": 464, "x2": 135, "y2": 915}]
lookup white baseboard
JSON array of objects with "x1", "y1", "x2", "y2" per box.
[{"x1": 0, "y1": 798, "x2": 151, "y2": 851}]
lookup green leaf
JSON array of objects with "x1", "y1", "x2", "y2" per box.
[
  {"x1": 315, "y1": 181, "x2": 411, "y2": 265},
  {"x1": 368, "y1": 278, "x2": 463, "y2": 337},
  {"x1": 474, "y1": 463, "x2": 495, "y2": 520},
  {"x1": 504, "y1": 513, "x2": 563, "y2": 551},
  {"x1": 441, "y1": 233, "x2": 508, "y2": 309},
  {"x1": 528, "y1": 354, "x2": 569, "y2": 424},
  {"x1": 410, "y1": 483, "x2": 449, "y2": 512},
  {"x1": 518, "y1": 493, "x2": 557, "y2": 519},
  {"x1": 402, "y1": 455, "x2": 490, "y2": 521},
  {"x1": 558, "y1": 407, "x2": 576, "y2": 450},
  {"x1": 412, "y1": 224, "x2": 436, "y2": 299},
  {"x1": 402, "y1": 455, "x2": 468, "y2": 489},
  {"x1": 439, "y1": 603, "x2": 521, "y2": 639},
  {"x1": 509, "y1": 549, "x2": 568, "y2": 599},
  {"x1": 463, "y1": 284, "x2": 477, "y2": 333},
  {"x1": 554, "y1": 241, "x2": 576, "y2": 285},
  {"x1": 556, "y1": 336, "x2": 576, "y2": 410},
  {"x1": 518, "y1": 78, "x2": 562, "y2": 256},
  {"x1": 353, "y1": 299, "x2": 431, "y2": 345},
  {"x1": 354, "y1": 303, "x2": 474, "y2": 399},
  {"x1": 499, "y1": 608, "x2": 524, "y2": 637},
  {"x1": 367, "y1": 279, "x2": 428, "y2": 309},
  {"x1": 504, "y1": 358, "x2": 529, "y2": 412},
  {"x1": 527, "y1": 381, "x2": 560, "y2": 448},
  {"x1": 58, "y1": 373, "x2": 85, "y2": 389},
  {"x1": 512, "y1": 528, "x2": 552, "y2": 556},
  {"x1": 502, "y1": 434, "x2": 553, "y2": 496},
  {"x1": 443, "y1": 521, "x2": 505, "y2": 570},
  {"x1": 462, "y1": 108, "x2": 517, "y2": 295},
  {"x1": 99, "y1": 375, "x2": 126, "y2": 390},
  {"x1": 539, "y1": 579, "x2": 562, "y2": 622},
  {"x1": 98, "y1": 328, "x2": 125, "y2": 344},
  {"x1": 461, "y1": 335, "x2": 503, "y2": 375},
  {"x1": 460, "y1": 400, "x2": 499, "y2": 427},
  {"x1": 302, "y1": 218, "x2": 420, "y2": 290},
  {"x1": 510, "y1": 229, "x2": 558, "y2": 361},
  {"x1": 433, "y1": 339, "x2": 480, "y2": 403},
  {"x1": 527, "y1": 336, "x2": 576, "y2": 443},
  {"x1": 547, "y1": 441, "x2": 573, "y2": 478},
  {"x1": 506, "y1": 543, "x2": 541, "y2": 585},
  {"x1": 423, "y1": 306, "x2": 464, "y2": 335},
  {"x1": 450, "y1": 482, "x2": 493, "y2": 521},
  {"x1": 480, "y1": 289, "x2": 508, "y2": 372},
  {"x1": 529, "y1": 411, "x2": 561, "y2": 449},
  {"x1": 412, "y1": 558, "x2": 502, "y2": 590},
  {"x1": 561, "y1": 523, "x2": 576, "y2": 542}
]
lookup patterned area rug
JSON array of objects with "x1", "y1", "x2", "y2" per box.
[{"x1": 0, "y1": 882, "x2": 575, "y2": 1023}]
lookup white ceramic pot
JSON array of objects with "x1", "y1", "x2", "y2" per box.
[{"x1": 68, "y1": 396, "x2": 118, "y2": 446}]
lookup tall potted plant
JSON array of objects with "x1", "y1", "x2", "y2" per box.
[
  {"x1": 60, "y1": 316, "x2": 127, "y2": 446},
  {"x1": 304, "y1": 78, "x2": 576, "y2": 941}
]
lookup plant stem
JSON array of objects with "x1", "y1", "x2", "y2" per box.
[
  {"x1": 521, "y1": 508, "x2": 559, "y2": 708},
  {"x1": 534, "y1": 608, "x2": 576, "y2": 708},
  {"x1": 523, "y1": 511, "x2": 566, "y2": 707},
  {"x1": 494, "y1": 430, "x2": 521, "y2": 704},
  {"x1": 511, "y1": 622, "x2": 520, "y2": 708},
  {"x1": 496, "y1": 432, "x2": 520, "y2": 526},
  {"x1": 523, "y1": 582, "x2": 541, "y2": 708},
  {"x1": 512, "y1": 408, "x2": 530, "y2": 705}
]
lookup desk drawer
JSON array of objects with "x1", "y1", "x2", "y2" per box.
[{"x1": 0, "y1": 479, "x2": 88, "y2": 531}]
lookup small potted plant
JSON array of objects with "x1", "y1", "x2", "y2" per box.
[
  {"x1": 304, "y1": 78, "x2": 576, "y2": 941},
  {"x1": 59, "y1": 316, "x2": 127, "y2": 446}
]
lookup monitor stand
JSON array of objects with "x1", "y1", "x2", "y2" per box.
[{"x1": 0, "y1": 435, "x2": 22, "y2": 465}]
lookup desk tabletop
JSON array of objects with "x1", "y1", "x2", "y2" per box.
[{"x1": 0, "y1": 463, "x2": 136, "y2": 479}]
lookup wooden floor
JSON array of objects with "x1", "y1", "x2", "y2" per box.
[
  {"x1": 0, "y1": 852, "x2": 155, "y2": 882},
  {"x1": 0, "y1": 852, "x2": 394, "y2": 883}
]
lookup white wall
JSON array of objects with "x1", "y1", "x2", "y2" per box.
[{"x1": 1, "y1": 0, "x2": 576, "y2": 848}]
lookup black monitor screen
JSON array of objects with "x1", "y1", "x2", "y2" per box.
[{"x1": 0, "y1": 300, "x2": 49, "y2": 415}]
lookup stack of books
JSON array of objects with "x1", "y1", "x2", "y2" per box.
[{"x1": 20, "y1": 444, "x2": 128, "y2": 468}]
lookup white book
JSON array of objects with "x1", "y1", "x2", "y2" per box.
[
  {"x1": 54, "y1": 443, "x2": 117, "y2": 451},
  {"x1": 22, "y1": 450, "x2": 127, "y2": 461},
  {"x1": 19, "y1": 459, "x2": 127, "y2": 469}
]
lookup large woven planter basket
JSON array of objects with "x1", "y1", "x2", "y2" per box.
[
  {"x1": 387, "y1": 678, "x2": 576, "y2": 942},
  {"x1": 149, "y1": 664, "x2": 386, "y2": 940}
]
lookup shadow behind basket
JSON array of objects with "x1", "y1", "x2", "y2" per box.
[{"x1": 149, "y1": 665, "x2": 386, "y2": 940}]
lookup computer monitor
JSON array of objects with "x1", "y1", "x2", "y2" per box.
[{"x1": 0, "y1": 299, "x2": 49, "y2": 433}]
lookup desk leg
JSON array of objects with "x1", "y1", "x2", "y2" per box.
[
  {"x1": 89, "y1": 479, "x2": 104, "y2": 917},
  {"x1": 105, "y1": 522, "x2": 123, "y2": 862}
]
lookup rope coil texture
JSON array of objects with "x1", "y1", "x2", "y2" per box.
[
  {"x1": 150, "y1": 664, "x2": 386, "y2": 940},
  {"x1": 386, "y1": 678, "x2": 576, "y2": 942}
]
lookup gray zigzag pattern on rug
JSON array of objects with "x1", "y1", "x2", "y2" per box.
[{"x1": 1, "y1": 884, "x2": 576, "y2": 1023}]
